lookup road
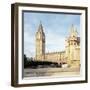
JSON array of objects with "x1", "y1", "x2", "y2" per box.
[{"x1": 24, "y1": 67, "x2": 80, "y2": 77}]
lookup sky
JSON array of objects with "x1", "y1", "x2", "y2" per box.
[{"x1": 23, "y1": 11, "x2": 80, "y2": 58}]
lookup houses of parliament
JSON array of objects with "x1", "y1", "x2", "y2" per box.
[{"x1": 35, "y1": 22, "x2": 80, "y2": 67}]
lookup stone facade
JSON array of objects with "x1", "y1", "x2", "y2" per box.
[
  {"x1": 65, "y1": 25, "x2": 80, "y2": 67},
  {"x1": 35, "y1": 23, "x2": 80, "y2": 67}
]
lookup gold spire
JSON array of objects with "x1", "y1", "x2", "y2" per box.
[
  {"x1": 74, "y1": 27, "x2": 78, "y2": 36},
  {"x1": 70, "y1": 24, "x2": 74, "y2": 33},
  {"x1": 70, "y1": 24, "x2": 78, "y2": 37},
  {"x1": 38, "y1": 21, "x2": 44, "y2": 33}
]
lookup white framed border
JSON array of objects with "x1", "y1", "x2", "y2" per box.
[{"x1": 17, "y1": 5, "x2": 86, "y2": 84}]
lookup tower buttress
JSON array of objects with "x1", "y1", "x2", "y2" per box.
[{"x1": 66, "y1": 24, "x2": 79, "y2": 67}]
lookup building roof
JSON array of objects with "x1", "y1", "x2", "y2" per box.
[
  {"x1": 38, "y1": 22, "x2": 44, "y2": 33},
  {"x1": 77, "y1": 37, "x2": 80, "y2": 42}
]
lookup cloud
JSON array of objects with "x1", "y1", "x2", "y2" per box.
[
  {"x1": 45, "y1": 29, "x2": 65, "y2": 52},
  {"x1": 24, "y1": 24, "x2": 36, "y2": 57}
]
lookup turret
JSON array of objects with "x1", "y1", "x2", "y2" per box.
[{"x1": 65, "y1": 24, "x2": 80, "y2": 67}]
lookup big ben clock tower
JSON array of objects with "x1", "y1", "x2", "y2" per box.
[{"x1": 35, "y1": 22, "x2": 45, "y2": 60}]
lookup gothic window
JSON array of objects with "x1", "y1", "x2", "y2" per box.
[
  {"x1": 74, "y1": 42, "x2": 76, "y2": 45},
  {"x1": 70, "y1": 42, "x2": 73, "y2": 45}
]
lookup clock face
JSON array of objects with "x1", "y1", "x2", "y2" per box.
[
  {"x1": 38, "y1": 33, "x2": 40, "y2": 39},
  {"x1": 37, "y1": 33, "x2": 45, "y2": 40},
  {"x1": 37, "y1": 33, "x2": 40, "y2": 39}
]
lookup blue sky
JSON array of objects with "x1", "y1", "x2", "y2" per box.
[{"x1": 23, "y1": 11, "x2": 80, "y2": 58}]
